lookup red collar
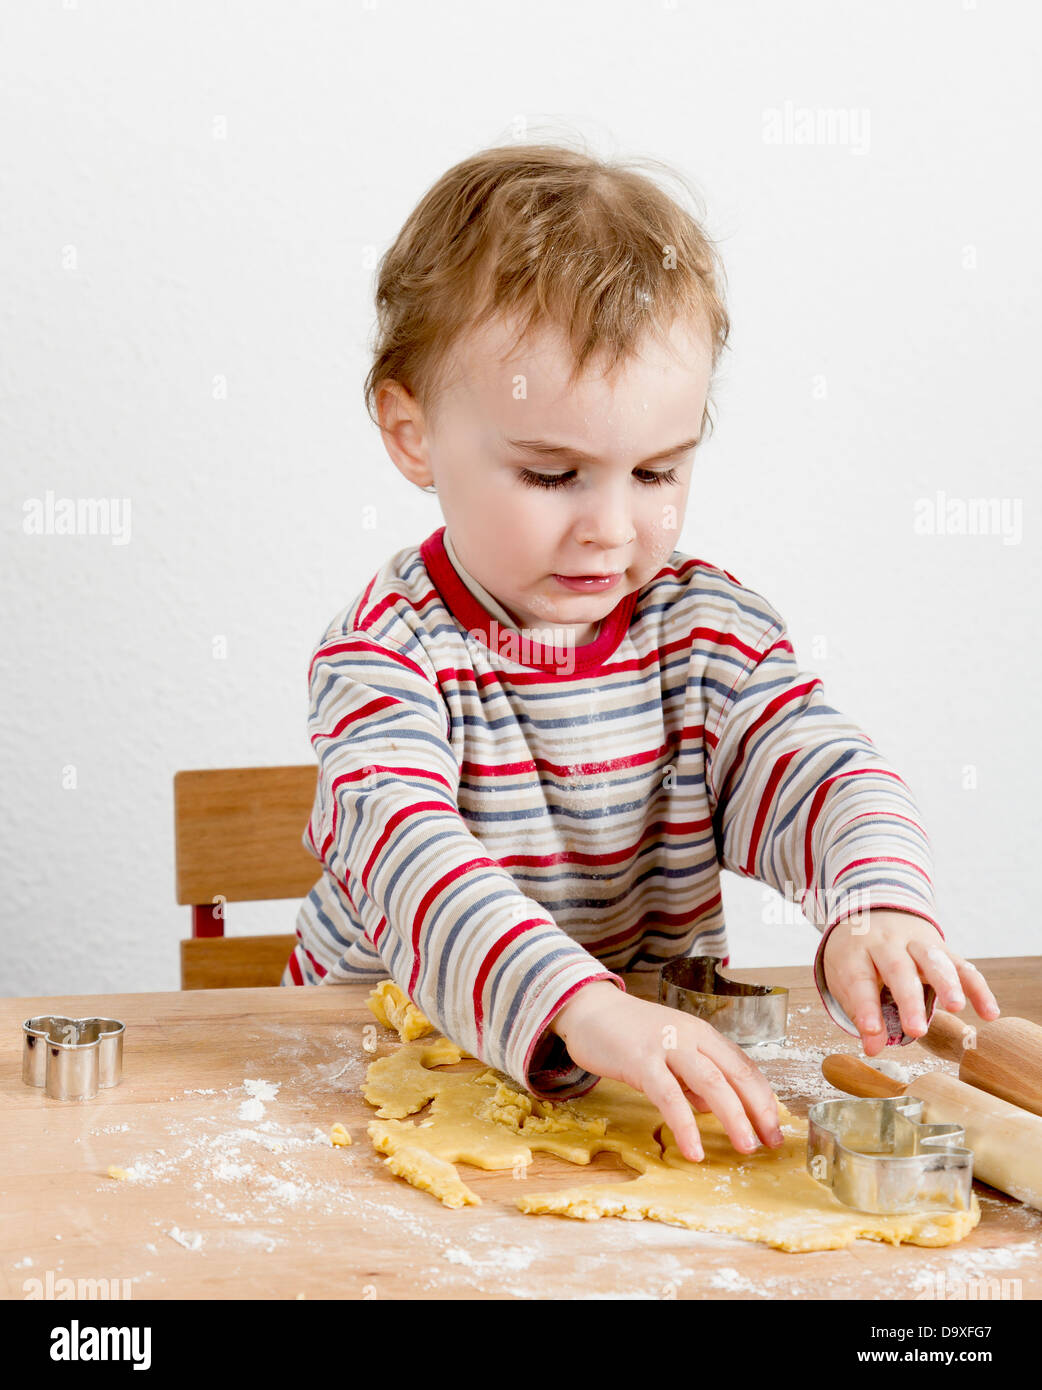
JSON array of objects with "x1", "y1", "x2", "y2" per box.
[{"x1": 418, "y1": 527, "x2": 638, "y2": 674}]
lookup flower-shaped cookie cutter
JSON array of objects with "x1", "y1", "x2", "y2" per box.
[
  {"x1": 807, "y1": 1095, "x2": 973, "y2": 1214},
  {"x1": 22, "y1": 1015, "x2": 125, "y2": 1101}
]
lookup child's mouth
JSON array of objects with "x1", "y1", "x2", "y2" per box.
[{"x1": 552, "y1": 573, "x2": 622, "y2": 592}]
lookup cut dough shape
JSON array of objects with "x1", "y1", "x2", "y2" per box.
[
  {"x1": 366, "y1": 981, "x2": 435, "y2": 1042},
  {"x1": 364, "y1": 1037, "x2": 981, "y2": 1251},
  {"x1": 330, "y1": 1123, "x2": 352, "y2": 1147}
]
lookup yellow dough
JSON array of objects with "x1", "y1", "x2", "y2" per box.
[
  {"x1": 384, "y1": 1146, "x2": 481, "y2": 1208},
  {"x1": 366, "y1": 981, "x2": 435, "y2": 1041},
  {"x1": 364, "y1": 1037, "x2": 981, "y2": 1251},
  {"x1": 330, "y1": 1123, "x2": 352, "y2": 1147}
]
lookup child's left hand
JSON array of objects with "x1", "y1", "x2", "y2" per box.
[{"x1": 822, "y1": 909, "x2": 1001, "y2": 1055}]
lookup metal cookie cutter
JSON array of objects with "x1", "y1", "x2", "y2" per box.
[
  {"x1": 659, "y1": 956, "x2": 789, "y2": 1047},
  {"x1": 22, "y1": 1015, "x2": 125, "y2": 1101},
  {"x1": 807, "y1": 1096, "x2": 973, "y2": 1214}
]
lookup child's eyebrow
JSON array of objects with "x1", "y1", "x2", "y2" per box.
[{"x1": 504, "y1": 435, "x2": 701, "y2": 465}]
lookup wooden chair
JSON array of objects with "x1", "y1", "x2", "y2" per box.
[{"x1": 173, "y1": 765, "x2": 319, "y2": 989}]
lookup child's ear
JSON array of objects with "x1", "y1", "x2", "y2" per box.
[{"x1": 376, "y1": 380, "x2": 433, "y2": 488}]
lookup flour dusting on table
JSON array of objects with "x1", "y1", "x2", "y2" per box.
[{"x1": 237, "y1": 1078, "x2": 280, "y2": 1121}]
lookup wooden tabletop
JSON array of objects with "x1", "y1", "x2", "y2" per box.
[{"x1": 2, "y1": 957, "x2": 1040, "y2": 1301}]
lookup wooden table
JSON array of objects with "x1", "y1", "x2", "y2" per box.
[{"x1": 3, "y1": 958, "x2": 1040, "y2": 1300}]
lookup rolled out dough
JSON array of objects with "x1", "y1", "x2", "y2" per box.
[{"x1": 364, "y1": 1036, "x2": 980, "y2": 1252}]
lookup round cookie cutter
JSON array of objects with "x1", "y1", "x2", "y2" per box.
[{"x1": 659, "y1": 956, "x2": 789, "y2": 1047}]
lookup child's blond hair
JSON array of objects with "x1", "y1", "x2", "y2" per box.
[{"x1": 364, "y1": 139, "x2": 731, "y2": 439}]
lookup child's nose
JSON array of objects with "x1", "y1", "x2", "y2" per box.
[{"x1": 574, "y1": 495, "x2": 637, "y2": 552}]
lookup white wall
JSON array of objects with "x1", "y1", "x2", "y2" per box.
[{"x1": 2, "y1": 0, "x2": 1037, "y2": 995}]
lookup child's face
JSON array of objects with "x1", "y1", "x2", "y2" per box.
[{"x1": 386, "y1": 311, "x2": 713, "y2": 645}]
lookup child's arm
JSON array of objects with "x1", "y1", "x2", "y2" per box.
[
  {"x1": 705, "y1": 614, "x2": 999, "y2": 1049},
  {"x1": 305, "y1": 630, "x2": 626, "y2": 1099}
]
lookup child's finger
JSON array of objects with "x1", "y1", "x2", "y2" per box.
[
  {"x1": 867, "y1": 944, "x2": 929, "y2": 1037},
  {"x1": 950, "y1": 954, "x2": 1000, "y2": 1020},
  {"x1": 906, "y1": 942, "x2": 1000, "y2": 1020},
  {"x1": 671, "y1": 1051, "x2": 767, "y2": 1156},
  {"x1": 679, "y1": 1082, "x2": 712, "y2": 1113},
  {"x1": 907, "y1": 940, "x2": 965, "y2": 1010},
  {"x1": 695, "y1": 1028, "x2": 785, "y2": 1148},
  {"x1": 641, "y1": 1063, "x2": 705, "y2": 1162},
  {"x1": 833, "y1": 961, "x2": 887, "y2": 1049}
]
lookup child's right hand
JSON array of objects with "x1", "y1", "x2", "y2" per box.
[{"x1": 549, "y1": 981, "x2": 785, "y2": 1162}]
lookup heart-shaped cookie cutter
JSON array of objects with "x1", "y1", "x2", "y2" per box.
[
  {"x1": 807, "y1": 1095, "x2": 973, "y2": 1214},
  {"x1": 22, "y1": 1016, "x2": 125, "y2": 1101}
]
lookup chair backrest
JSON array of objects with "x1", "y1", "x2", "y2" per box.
[{"x1": 173, "y1": 764, "x2": 319, "y2": 988}]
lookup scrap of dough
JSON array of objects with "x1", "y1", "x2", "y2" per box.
[
  {"x1": 363, "y1": 1039, "x2": 981, "y2": 1252},
  {"x1": 383, "y1": 1145, "x2": 481, "y2": 1209},
  {"x1": 106, "y1": 1165, "x2": 135, "y2": 1181},
  {"x1": 366, "y1": 980, "x2": 435, "y2": 1041},
  {"x1": 330, "y1": 1123, "x2": 352, "y2": 1147},
  {"x1": 476, "y1": 1075, "x2": 608, "y2": 1138}
]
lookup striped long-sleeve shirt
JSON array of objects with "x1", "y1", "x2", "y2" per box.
[{"x1": 283, "y1": 525, "x2": 941, "y2": 1098}]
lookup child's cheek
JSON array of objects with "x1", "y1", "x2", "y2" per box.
[{"x1": 645, "y1": 515, "x2": 680, "y2": 565}]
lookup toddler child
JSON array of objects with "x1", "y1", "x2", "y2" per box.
[{"x1": 283, "y1": 142, "x2": 998, "y2": 1162}]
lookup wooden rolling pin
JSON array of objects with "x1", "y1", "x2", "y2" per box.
[
  {"x1": 822, "y1": 1054, "x2": 1042, "y2": 1212},
  {"x1": 918, "y1": 1009, "x2": 1042, "y2": 1116}
]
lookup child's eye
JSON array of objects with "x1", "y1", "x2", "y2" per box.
[
  {"x1": 517, "y1": 466, "x2": 681, "y2": 490},
  {"x1": 635, "y1": 467, "x2": 680, "y2": 487},
  {"x1": 517, "y1": 468, "x2": 572, "y2": 490}
]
